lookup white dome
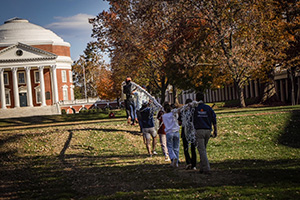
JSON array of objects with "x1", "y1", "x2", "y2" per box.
[{"x1": 0, "y1": 18, "x2": 70, "y2": 47}]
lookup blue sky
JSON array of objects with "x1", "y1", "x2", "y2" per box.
[{"x1": 0, "y1": 0, "x2": 109, "y2": 62}]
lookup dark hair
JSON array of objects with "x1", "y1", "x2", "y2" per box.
[
  {"x1": 185, "y1": 98, "x2": 192, "y2": 104},
  {"x1": 164, "y1": 103, "x2": 171, "y2": 113},
  {"x1": 196, "y1": 92, "x2": 204, "y2": 101},
  {"x1": 163, "y1": 102, "x2": 169, "y2": 107}
]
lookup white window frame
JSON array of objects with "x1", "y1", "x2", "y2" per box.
[
  {"x1": 69, "y1": 70, "x2": 73, "y2": 83},
  {"x1": 5, "y1": 89, "x2": 11, "y2": 106},
  {"x1": 4, "y1": 72, "x2": 9, "y2": 85},
  {"x1": 34, "y1": 70, "x2": 40, "y2": 83},
  {"x1": 35, "y1": 86, "x2": 41, "y2": 104},
  {"x1": 62, "y1": 85, "x2": 68, "y2": 100},
  {"x1": 70, "y1": 85, "x2": 74, "y2": 101},
  {"x1": 62, "y1": 70, "x2": 67, "y2": 83},
  {"x1": 18, "y1": 71, "x2": 26, "y2": 85}
]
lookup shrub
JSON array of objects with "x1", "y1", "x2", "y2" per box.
[{"x1": 61, "y1": 109, "x2": 66, "y2": 115}]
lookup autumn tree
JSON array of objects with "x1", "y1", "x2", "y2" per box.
[
  {"x1": 96, "y1": 66, "x2": 117, "y2": 100},
  {"x1": 72, "y1": 42, "x2": 105, "y2": 98},
  {"x1": 249, "y1": 0, "x2": 288, "y2": 104},
  {"x1": 90, "y1": 0, "x2": 181, "y2": 103},
  {"x1": 165, "y1": 2, "x2": 222, "y2": 93},
  {"x1": 272, "y1": 0, "x2": 300, "y2": 105},
  {"x1": 177, "y1": 0, "x2": 269, "y2": 107}
]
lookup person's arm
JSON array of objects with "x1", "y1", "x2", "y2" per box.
[
  {"x1": 212, "y1": 109, "x2": 217, "y2": 138},
  {"x1": 213, "y1": 123, "x2": 217, "y2": 138}
]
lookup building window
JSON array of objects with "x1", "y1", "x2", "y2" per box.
[
  {"x1": 4, "y1": 72, "x2": 9, "y2": 85},
  {"x1": 62, "y1": 85, "x2": 69, "y2": 101},
  {"x1": 62, "y1": 70, "x2": 67, "y2": 83},
  {"x1": 34, "y1": 71, "x2": 40, "y2": 83},
  {"x1": 5, "y1": 90, "x2": 11, "y2": 106},
  {"x1": 69, "y1": 70, "x2": 73, "y2": 83},
  {"x1": 35, "y1": 87, "x2": 41, "y2": 104},
  {"x1": 18, "y1": 72, "x2": 26, "y2": 84}
]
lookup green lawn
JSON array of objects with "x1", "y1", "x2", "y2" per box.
[{"x1": 0, "y1": 106, "x2": 300, "y2": 199}]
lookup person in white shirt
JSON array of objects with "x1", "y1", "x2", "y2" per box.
[{"x1": 162, "y1": 103, "x2": 180, "y2": 167}]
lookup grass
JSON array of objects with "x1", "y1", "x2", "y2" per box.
[{"x1": 0, "y1": 106, "x2": 300, "y2": 199}]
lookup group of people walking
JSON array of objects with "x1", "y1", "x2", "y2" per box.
[{"x1": 123, "y1": 77, "x2": 217, "y2": 174}]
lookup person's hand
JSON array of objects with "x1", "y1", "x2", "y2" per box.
[{"x1": 213, "y1": 130, "x2": 217, "y2": 138}]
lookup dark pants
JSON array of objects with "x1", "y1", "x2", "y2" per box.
[
  {"x1": 182, "y1": 129, "x2": 197, "y2": 168},
  {"x1": 125, "y1": 99, "x2": 136, "y2": 124}
]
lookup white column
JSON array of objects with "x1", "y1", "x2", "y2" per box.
[
  {"x1": 232, "y1": 86, "x2": 236, "y2": 100},
  {"x1": 280, "y1": 80, "x2": 284, "y2": 102},
  {"x1": 182, "y1": 92, "x2": 186, "y2": 104},
  {"x1": 38, "y1": 66, "x2": 46, "y2": 106},
  {"x1": 285, "y1": 79, "x2": 289, "y2": 102},
  {"x1": 250, "y1": 81, "x2": 254, "y2": 98},
  {"x1": 254, "y1": 80, "x2": 259, "y2": 97},
  {"x1": 0, "y1": 68, "x2": 6, "y2": 109},
  {"x1": 24, "y1": 67, "x2": 33, "y2": 107},
  {"x1": 205, "y1": 89, "x2": 209, "y2": 102},
  {"x1": 51, "y1": 65, "x2": 59, "y2": 103},
  {"x1": 11, "y1": 67, "x2": 20, "y2": 108},
  {"x1": 245, "y1": 83, "x2": 249, "y2": 98}
]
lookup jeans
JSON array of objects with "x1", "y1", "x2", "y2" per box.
[
  {"x1": 129, "y1": 104, "x2": 137, "y2": 123},
  {"x1": 166, "y1": 131, "x2": 180, "y2": 163},
  {"x1": 195, "y1": 129, "x2": 211, "y2": 172},
  {"x1": 159, "y1": 134, "x2": 169, "y2": 157}
]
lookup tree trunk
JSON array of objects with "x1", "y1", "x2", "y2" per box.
[
  {"x1": 259, "y1": 67, "x2": 279, "y2": 104},
  {"x1": 172, "y1": 84, "x2": 180, "y2": 105},
  {"x1": 160, "y1": 85, "x2": 167, "y2": 105},
  {"x1": 260, "y1": 80, "x2": 278, "y2": 104},
  {"x1": 238, "y1": 86, "x2": 246, "y2": 107},
  {"x1": 235, "y1": 81, "x2": 246, "y2": 107}
]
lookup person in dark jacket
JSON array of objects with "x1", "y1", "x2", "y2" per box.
[
  {"x1": 123, "y1": 76, "x2": 137, "y2": 125},
  {"x1": 193, "y1": 92, "x2": 217, "y2": 174},
  {"x1": 140, "y1": 100, "x2": 157, "y2": 157}
]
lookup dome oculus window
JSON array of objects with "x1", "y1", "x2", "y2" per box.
[{"x1": 16, "y1": 49, "x2": 23, "y2": 56}]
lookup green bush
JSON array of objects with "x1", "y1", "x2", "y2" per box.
[{"x1": 61, "y1": 109, "x2": 66, "y2": 115}]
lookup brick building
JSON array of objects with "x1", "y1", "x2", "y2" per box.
[{"x1": 0, "y1": 18, "x2": 73, "y2": 116}]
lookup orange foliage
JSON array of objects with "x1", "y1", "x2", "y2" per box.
[{"x1": 96, "y1": 68, "x2": 116, "y2": 100}]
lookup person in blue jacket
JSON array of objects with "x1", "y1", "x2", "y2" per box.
[
  {"x1": 140, "y1": 100, "x2": 157, "y2": 157},
  {"x1": 193, "y1": 92, "x2": 217, "y2": 174}
]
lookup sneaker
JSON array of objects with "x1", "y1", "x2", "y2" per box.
[
  {"x1": 170, "y1": 159, "x2": 174, "y2": 167},
  {"x1": 149, "y1": 154, "x2": 152, "y2": 158},
  {"x1": 173, "y1": 158, "x2": 178, "y2": 168},
  {"x1": 165, "y1": 157, "x2": 171, "y2": 162},
  {"x1": 185, "y1": 164, "x2": 192, "y2": 170},
  {"x1": 153, "y1": 151, "x2": 158, "y2": 155},
  {"x1": 192, "y1": 167, "x2": 197, "y2": 170}
]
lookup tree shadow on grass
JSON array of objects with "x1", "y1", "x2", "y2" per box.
[
  {"x1": 1, "y1": 152, "x2": 300, "y2": 200},
  {"x1": 0, "y1": 114, "x2": 127, "y2": 129},
  {"x1": 278, "y1": 110, "x2": 300, "y2": 148}
]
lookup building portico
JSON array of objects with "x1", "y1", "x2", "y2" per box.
[{"x1": 0, "y1": 18, "x2": 73, "y2": 117}]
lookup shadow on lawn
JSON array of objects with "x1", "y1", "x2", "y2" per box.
[
  {"x1": 278, "y1": 110, "x2": 300, "y2": 148},
  {"x1": 0, "y1": 114, "x2": 126, "y2": 129},
  {"x1": 1, "y1": 152, "x2": 300, "y2": 199}
]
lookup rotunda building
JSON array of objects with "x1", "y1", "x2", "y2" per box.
[{"x1": 0, "y1": 18, "x2": 74, "y2": 116}]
